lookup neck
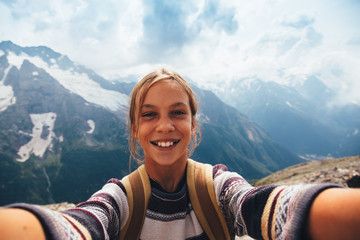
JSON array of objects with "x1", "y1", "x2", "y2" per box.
[{"x1": 145, "y1": 159, "x2": 187, "y2": 192}]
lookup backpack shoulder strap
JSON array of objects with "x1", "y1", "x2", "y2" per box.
[
  {"x1": 120, "y1": 160, "x2": 230, "y2": 240},
  {"x1": 187, "y1": 159, "x2": 231, "y2": 240},
  {"x1": 119, "y1": 165, "x2": 151, "y2": 240}
]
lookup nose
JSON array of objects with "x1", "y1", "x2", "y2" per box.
[{"x1": 156, "y1": 116, "x2": 175, "y2": 133}]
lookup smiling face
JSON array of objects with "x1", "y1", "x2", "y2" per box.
[{"x1": 137, "y1": 80, "x2": 195, "y2": 169}]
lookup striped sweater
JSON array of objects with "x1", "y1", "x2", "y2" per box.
[{"x1": 8, "y1": 164, "x2": 339, "y2": 240}]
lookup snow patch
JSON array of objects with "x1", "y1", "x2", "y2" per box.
[
  {"x1": 0, "y1": 50, "x2": 4, "y2": 57},
  {"x1": 87, "y1": 120, "x2": 95, "y2": 134},
  {"x1": 197, "y1": 113, "x2": 210, "y2": 123},
  {"x1": 0, "y1": 65, "x2": 16, "y2": 112},
  {"x1": 353, "y1": 129, "x2": 359, "y2": 136},
  {"x1": 286, "y1": 101, "x2": 293, "y2": 108},
  {"x1": 240, "y1": 78, "x2": 255, "y2": 90},
  {"x1": 32, "y1": 71, "x2": 39, "y2": 76},
  {"x1": 6, "y1": 51, "x2": 129, "y2": 112},
  {"x1": 246, "y1": 129, "x2": 255, "y2": 142},
  {"x1": 17, "y1": 112, "x2": 57, "y2": 162},
  {"x1": 7, "y1": 51, "x2": 25, "y2": 70},
  {"x1": 298, "y1": 154, "x2": 333, "y2": 161}
]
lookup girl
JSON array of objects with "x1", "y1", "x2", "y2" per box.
[{"x1": 0, "y1": 69, "x2": 360, "y2": 240}]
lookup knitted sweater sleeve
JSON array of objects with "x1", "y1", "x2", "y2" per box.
[
  {"x1": 7, "y1": 178, "x2": 129, "y2": 240},
  {"x1": 212, "y1": 164, "x2": 341, "y2": 240}
]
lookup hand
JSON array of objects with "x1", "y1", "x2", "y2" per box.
[
  {"x1": 0, "y1": 208, "x2": 46, "y2": 240},
  {"x1": 308, "y1": 188, "x2": 360, "y2": 240}
]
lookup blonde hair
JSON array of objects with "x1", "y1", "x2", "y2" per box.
[{"x1": 128, "y1": 68, "x2": 201, "y2": 166}]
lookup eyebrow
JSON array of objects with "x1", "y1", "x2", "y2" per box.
[{"x1": 140, "y1": 102, "x2": 187, "y2": 110}]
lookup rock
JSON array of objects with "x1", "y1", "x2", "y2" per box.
[
  {"x1": 43, "y1": 202, "x2": 76, "y2": 211},
  {"x1": 347, "y1": 175, "x2": 360, "y2": 188}
]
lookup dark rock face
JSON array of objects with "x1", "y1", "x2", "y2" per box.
[{"x1": 347, "y1": 175, "x2": 360, "y2": 188}]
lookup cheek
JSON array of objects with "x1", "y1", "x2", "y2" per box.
[
  {"x1": 137, "y1": 122, "x2": 151, "y2": 141},
  {"x1": 184, "y1": 119, "x2": 195, "y2": 137},
  {"x1": 137, "y1": 126, "x2": 145, "y2": 140}
]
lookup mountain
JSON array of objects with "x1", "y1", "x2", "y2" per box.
[
  {"x1": 192, "y1": 86, "x2": 301, "y2": 179},
  {"x1": 0, "y1": 41, "x2": 301, "y2": 205},
  {"x1": 0, "y1": 41, "x2": 131, "y2": 204},
  {"x1": 213, "y1": 76, "x2": 360, "y2": 159}
]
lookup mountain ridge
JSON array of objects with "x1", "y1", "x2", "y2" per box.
[
  {"x1": 207, "y1": 75, "x2": 360, "y2": 158},
  {"x1": 0, "y1": 41, "x2": 301, "y2": 204}
]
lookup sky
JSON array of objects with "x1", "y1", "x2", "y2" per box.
[{"x1": 1, "y1": 0, "x2": 360, "y2": 104}]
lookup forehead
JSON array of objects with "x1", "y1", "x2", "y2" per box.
[{"x1": 142, "y1": 80, "x2": 188, "y2": 103}]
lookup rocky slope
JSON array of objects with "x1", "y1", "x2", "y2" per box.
[{"x1": 253, "y1": 155, "x2": 360, "y2": 187}]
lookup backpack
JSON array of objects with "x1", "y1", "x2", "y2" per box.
[{"x1": 119, "y1": 159, "x2": 230, "y2": 240}]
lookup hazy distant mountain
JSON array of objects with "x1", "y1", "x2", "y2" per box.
[
  {"x1": 0, "y1": 41, "x2": 301, "y2": 205},
  {"x1": 212, "y1": 76, "x2": 360, "y2": 159}
]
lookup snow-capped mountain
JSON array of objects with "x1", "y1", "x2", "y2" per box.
[
  {"x1": 0, "y1": 41, "x2": 301, "y2": 205},
  {"x1": 211, "y1": 76, "x2": 360, "y2": 159},
  {"x1": 1, "y1": 41, "x2": 128, "y2": 113}
]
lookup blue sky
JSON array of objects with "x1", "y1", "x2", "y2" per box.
[{"x1": 1, "y1": 0, "x2": 359, "y2": 104}]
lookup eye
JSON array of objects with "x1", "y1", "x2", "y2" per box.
[
  {"x1": 141, "y1": 112, "x2": 157, "y2": 118},
  {"x1": 171, "y1": 110, "x2": 186, "y2": 116}
]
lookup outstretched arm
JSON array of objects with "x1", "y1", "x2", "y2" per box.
[
  {"x1": 0, "y1": 178, "x2": 129, "y2": 240},
  {"x1": 214, "y1": 164, "x2": 360, "y2": 240},
  {"x1": 308, "y1": 188, "x2": 360, "y2": 240},
  {"x1": 0, "y1": 208, "x2": 46, "y2": 240}
]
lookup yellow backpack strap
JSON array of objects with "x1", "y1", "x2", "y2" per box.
[
  {"x1": 119, "y1": 165, "x2": 151, "y2": 240},
  {"x1": 187, "y1": 159, "x2": 231, "y2": 240}
]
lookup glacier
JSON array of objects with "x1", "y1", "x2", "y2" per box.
[{"x1": 6, "y1": 51, "x2": 129, "y2": 112}]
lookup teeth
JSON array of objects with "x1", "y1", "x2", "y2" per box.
[
  {"x1": 157, "y1": 141, "x2": 174, "y2": 147},
  {"x1": 152, "y1": 140, "x2": 179, "y2": 147}
]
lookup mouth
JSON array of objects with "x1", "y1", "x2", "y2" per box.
[{"x1": 151, "y1": 140, "x2": 180, "y2": 148}]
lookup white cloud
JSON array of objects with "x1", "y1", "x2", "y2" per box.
[{"x1": 1, "y1": 0, "x2": 359, "y2": 104}]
